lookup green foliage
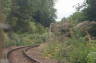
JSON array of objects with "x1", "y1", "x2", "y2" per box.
[
  {"x1": 27, "y1": 21, "x2": 47, "y2": 34},
  {"x1": 3, "y1": 0, "x2": 12, "y2": 15},
  {"x1": 5, "y1": 32, "x2": 48, "y2": 47},
  {"x1": 42, "y1": 28, "x2": 96, "y2": 63},
  {"x1": 6, "y1": 0, "x2": 56, "y2": 33},
  {"x1": 68, "y1": 12, "x2": 86, "y2": 23},
  {"x1": 87, "y1": 52, "x2": 96, "y2": 63},
  {"x1": 32, "y1": 0, "x2": 56, "y2": 27},
  {"x1": 43, "y1": 42, "x2": 62, "y2": 60},
  {"x1": 83, "y1": 0, "x2": 96, "y2": 21}
]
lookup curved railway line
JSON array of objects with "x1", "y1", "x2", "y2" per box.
[{"x1": 7, "y1": 45, "x2": 40, "y2": 63}]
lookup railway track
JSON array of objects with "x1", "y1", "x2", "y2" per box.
[{"x1": 7, "y1": 45, "x2": 40, "y2": 63}]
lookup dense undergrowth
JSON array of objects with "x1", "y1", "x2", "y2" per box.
[
  {"x1": 5, "y1": 33, "x2": 48, "y2": 47},
  {"x1": 42, "y1": 24, "x2": 96, "y2": 63},
  {"x1": 5, "y1": 22, "x2": 48, "y2": 47},
  {"x1": 4, "y1": 21, "x2": 96, "y2": 63}
]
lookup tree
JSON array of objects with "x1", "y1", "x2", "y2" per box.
[
  {"x1": 32, "y1": 0, "x2": 56, "y2": 27},
  {"x1": 7, "y1": 0, "x2": 56, "y2": 32},
  {"x1": 3, "y1": 0, "x2": 12, "y2": 16},
  {"x1": 68, "y1": 12, "x2": 86, "y2": 22},
  {"x1": 7, "y1": 0, "x2": 34, "y2": 32},
  {"x1": 83, "y1": 0, "x2": 96, "y2": 21}
]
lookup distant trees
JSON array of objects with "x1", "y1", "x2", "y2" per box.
[
  {"x1": 6, "y1": 0, "x2": 56, "y2": 32},
  {"x1": 83, "y1": 0, "x2": 96, "y2": 21},
  {"x1": 7, "y1": 0, "x2": 34, "y2": 32},
  {"x1": 68, "y1": 12, "x2": 86, "y2": 22},
  {"x1": 67, "y1": 0, "x2": 96, "y2": 23},
  {"x1": 32, "y1": 0, "x2": 56, "y2": 27}
]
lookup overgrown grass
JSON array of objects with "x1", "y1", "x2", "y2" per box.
[
  {"x1": 42, "y1": 28, "x2": 96, "y2": 63},
  {"x1": 5, "y1": 32, "x2": 48, "y2": 47}
]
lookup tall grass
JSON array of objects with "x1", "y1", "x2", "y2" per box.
[
  {"x1": 5, "y1": 32, "x2": 48, "y2": 47},
  {"x1": 42, "y1": 28, "x2": 96, "y2": 63}
]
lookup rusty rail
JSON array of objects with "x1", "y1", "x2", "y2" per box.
[{"x1": 7, "y1": 45, "x2": 40, "y2": 63}]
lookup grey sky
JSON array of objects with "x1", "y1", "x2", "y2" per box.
[{"x1": 54, "y1": 0, "x2": 84, "y2": 21}]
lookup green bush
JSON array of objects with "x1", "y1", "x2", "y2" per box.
[
  {"x1": 87, "y1": 52, "x2": 96, "y2": 63},
  {"x1": 5, "y1": 32, "x2": 48, "y2": 47},
  {"x1": 42, "y1": 28, "x2": 96, "y2": 63}
]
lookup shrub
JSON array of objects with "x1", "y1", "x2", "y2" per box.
[
  {"x1": 87, "y1": 52, "x2": 96, "y2": 63},
  {"x1": 42, "y1": 27, "x2": 96, "y2": 63},
  {"x1": 5, "y1": 32, "x2": 48, "y2": 47}
]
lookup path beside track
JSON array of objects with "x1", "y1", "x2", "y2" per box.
[{"x1": 26, "y1": 44, "x2": 58, "y2": 63}]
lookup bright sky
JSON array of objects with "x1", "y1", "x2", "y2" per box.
[{"x1": 54, "y1": 0, "x2": 84, "y2": 21}]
